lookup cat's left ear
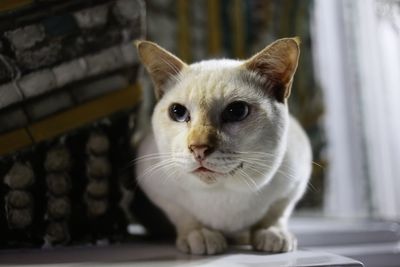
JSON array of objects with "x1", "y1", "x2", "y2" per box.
[
  {"x1": 244, "y1": 37, "x2": 300, "y2": 103},
  {"x1": 136, "y1": 40, "x2": 188, "y2": 99}
]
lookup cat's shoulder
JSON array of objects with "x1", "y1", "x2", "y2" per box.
[{"x1": 287, "y1": 115, "x2": 312, "y2": 163}]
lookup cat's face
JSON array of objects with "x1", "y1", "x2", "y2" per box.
[{"x1": 137, "y1": 38, "x2": 300, "y2": 190}]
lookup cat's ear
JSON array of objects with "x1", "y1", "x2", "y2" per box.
[
  {"x1": 136, "y1": 40, "x2": 187, "y2": 98},
  {"x1": 244, "y1": 37, "x2": 300, "y2": 102}
]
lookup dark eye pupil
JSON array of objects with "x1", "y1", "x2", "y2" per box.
[
  {"x1": 222, "y1": 101, "x2": 249, "y2": 122},
  {"x1": 169, "y1": 103, "x2": 190, "y2": 122}
]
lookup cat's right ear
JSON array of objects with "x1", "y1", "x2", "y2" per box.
[{"x1": 135, "y1": 40, "x2": 187, "y2": 99}]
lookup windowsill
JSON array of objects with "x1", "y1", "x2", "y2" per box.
[{"x1": 291, "y1": 217, "x2": 400, "y2": 267}]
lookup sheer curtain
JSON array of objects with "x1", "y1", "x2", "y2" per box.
[{"x1": 312, "y1": 0, "x2": 400, "y2": 219}]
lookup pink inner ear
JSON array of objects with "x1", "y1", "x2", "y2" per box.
[{"x1": 245, "y1": 39, "x2": 299, "y2": 102}]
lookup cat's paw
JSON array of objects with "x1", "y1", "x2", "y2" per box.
[
  {"x1": 252, "y1": 226, "x2": 297, "y2": 253},
  {"x1": 176, "y1": 228, "x2": 227, "y2": 255}
]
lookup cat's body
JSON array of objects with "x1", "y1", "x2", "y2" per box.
[
  {"x1": 137, "y1": 116, "x2": 310, "y2": 234},
  {"x1": 135, "y1": 39, "x2": 312, "y2": 255}
]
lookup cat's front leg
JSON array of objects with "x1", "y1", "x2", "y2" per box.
[
  {"x1": 176, "y1": 226, "x2": 227, "y2": 255},
  {"x1": 251, "y1": 198, "x2": 297, "y2": 253},
  {"x1": 157, "y1": 200, "x2": 228, "y2": 255},
  {"x1": 251, "y1": 224, "x2": 297, "y2": 253}
]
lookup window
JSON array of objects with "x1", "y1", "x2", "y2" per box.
[{"x1": 313, "y1": 0, "x2": 400, "y2": 219}]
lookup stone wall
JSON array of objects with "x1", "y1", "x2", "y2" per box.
[{"x1": 0, "y1": 0, "x2": 144, "y2": 248}]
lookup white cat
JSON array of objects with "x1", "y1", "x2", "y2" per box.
[{"x1": 135, "y1": 38, "x2": 312, "y2": 255}]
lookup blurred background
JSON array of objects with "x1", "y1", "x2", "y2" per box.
[{"x1": 0, "y1": 0, "x2": 400, "y2": 265}]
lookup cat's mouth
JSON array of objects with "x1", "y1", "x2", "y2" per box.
[
  {"x1": 192, "y1": 162, "x2": 243, "y2": 176},
  {"x1": 191, "y1": 162, "x2": 244, "y2": 184},
  {"x1": 192, "y1": 166, "x2": 223, "y2": 184}
]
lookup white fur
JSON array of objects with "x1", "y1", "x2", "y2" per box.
[{"x1": 136, "y1": 58, "x2": 312, "y2": 254}]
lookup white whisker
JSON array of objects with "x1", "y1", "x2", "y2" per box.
[
  {"x1": 236, "y1": 168, "x2": 260, "y2": 196},
  {"x1": 130, "y1": 152, "x2": 188, "y2": 165},
  {"x1": 162, "y1": 166, "x2": 180, "y2": 186},
  {"x1": 136, "y1": 158, "x2": 176, "y2": 185},
  {"x1": 241, "y1": 159, "x2": 318, "y2": 192}
]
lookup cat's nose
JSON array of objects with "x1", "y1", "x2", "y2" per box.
[{"x1": 189, "y1": 144, "x2": 214, "y2": 162}]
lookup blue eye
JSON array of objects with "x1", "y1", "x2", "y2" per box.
[
  {"x1": 169, "y1": 103, "x2": 190, "y2": 122},
  {"x1": 222, "y1": 101, "x2": 250, "y2": 122}
]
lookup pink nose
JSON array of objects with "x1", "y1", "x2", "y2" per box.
[{"x1": 189, "y1": 144, "x2": 214, "y2": 162}]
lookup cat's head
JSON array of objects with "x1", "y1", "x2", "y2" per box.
[{"x1": 136, "y1": 38, "x2": 300, "y2": 190}]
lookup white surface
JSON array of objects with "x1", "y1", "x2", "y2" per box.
[{"x1": 0, "y1": 244, "x2": 362, "y2": 267}]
